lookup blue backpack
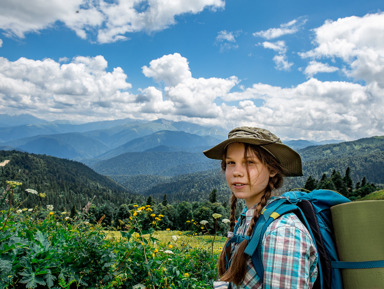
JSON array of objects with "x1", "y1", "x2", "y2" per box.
[{"x1": 226, "y1": 189, "x2": 384, "y2": 289}]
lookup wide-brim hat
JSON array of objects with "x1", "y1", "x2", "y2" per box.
[{"x1": 203, "y1": 126, "x2": 303, "y2": 176}]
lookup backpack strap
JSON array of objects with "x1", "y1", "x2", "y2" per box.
[
  {"x1": 244, "y1": 198, "x2": 298, "y2": 282},
  {"x1": 332, "y1": 260, "x2": 384, "y2": 269}
]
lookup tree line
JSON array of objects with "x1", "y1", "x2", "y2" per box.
[{"x1": 303, "y1": 167, "x2": 377, "y2": 200}]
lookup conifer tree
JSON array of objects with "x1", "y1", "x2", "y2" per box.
[
  {"x1": 162, "y1": 194, "x2": 168, "y2": 206},
  {"x1": 146, "y1": 196, "x2": 153, "y2": 206},
  {"x1": 209, "y1": 189, "x2": 217, "y2": 203},
  {"x1": 304, "y1": 176, "x2": 317, "y2": 191},
  {"x1": 331, "y1": 170, "x2": 349, "y2": 196},
  {"x1": 343, "y1": 167, "x2": 353, "y2": 193}
]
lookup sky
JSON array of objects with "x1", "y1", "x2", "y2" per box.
[{"x1": 0, "y1": 0, "x2": 384, "y2": 141}]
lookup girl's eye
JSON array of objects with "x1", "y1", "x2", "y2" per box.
[{"x1": 226, "y1": 160, "x2": 235, "y2": 165}]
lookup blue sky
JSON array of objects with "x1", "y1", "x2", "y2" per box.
[{"x1": 0, "y1": 0, "x2": 384, "y2": 141}]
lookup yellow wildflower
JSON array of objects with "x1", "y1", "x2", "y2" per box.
[
  {"x1": 133, "y1": 205, "x2": 138, "y2": 207},
  {"x1": 184, "y1": 273, "x2": 189, "y2": 278},
  {"x1": 158, "y1": 214, "x2": 164, "y2": 217},
  {"x1": 133, "y1": 211, "x2": 138, "y2": 216},
  {"x1": 154, "y1": 249, "x2": 159, "y2": 253},
  {"x1": 168, "y1": 244, "x2": 173, "y2": 249},
  {"x1": 150, "y1": 214, "x2": 156, "y2": 217},
  {"x1": 166, "y1": 228, "x2": 170, "y2": 231},
  {"x1": 152, "y1": 221, "x2": 156, "y2": 225},
  {"x1": 49, "y1": 212, "x2": 54, "y2": 216}
]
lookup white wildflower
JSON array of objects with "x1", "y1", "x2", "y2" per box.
[
  {"x1": 47, "y1": 205, "x2": 54, "y2": 211},
  {"x1": 172, "y1": 235, "x2": 179, "y2": 242},
  {"x1": 212, "y1": 213, "x2": 222, "y2": 219},
  {"x1": 25, "y1": 189, "x2": 38, "y2": 195},
  {"x1": 16, "y1": 209, "x2": 22, "y2": 213},
  {"x1": 164, "y1": 250, "x2": 174, "y2": 254},
  {"x1": 200, "y1": 220, "x2": 209, "y2": 225},
  {"x1": 28, "y1": 208, "x2": 33, "y2": 212},
  {"x1": 222, "y1": 218, "x2": 230, "y2": 224}
]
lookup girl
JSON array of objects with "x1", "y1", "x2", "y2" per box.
[{"x1": 204, "y1": 127, "x2": 318, "y2": 289}]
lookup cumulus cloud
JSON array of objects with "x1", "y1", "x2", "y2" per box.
[
  {"x1": 301, "y1": 12, "x2": 384, "y2": 86},
  {"x1": 0, "y1": 56, "x2": 136, "y2": 120},
  {"x1": 0, "y1": 38, "x2": 3, "y2": 47},
  {"x1": 253, "y1": 18, "x2": 306, "y2": 40},
  {"x1": 304, "y1": 61, "x2": 339, "y2": 78},
  {"x1": 262, "y1": 41, "x2": 293, "y2": 71},
  {"x1": 142, "y1": 53, "x2": 192, "y2": 86},
  {"x1": 254, "y1": 18, "x2": 304, "y2": 72},
  {"x1": 223, "y1": 78, "x2": 383, "y2": 140},
  {"x1": 0, "y1": 0, "x2": 225, "y2": 43},
  {"x1": 142, "y1": 53, "x2": 238, "y2": 118},
  {"x1": 2, "y1": 12, "x2": 384, "y2": 140}
]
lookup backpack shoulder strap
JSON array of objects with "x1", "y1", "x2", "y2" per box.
[{"x1": 244, "y1": 198, "x2": 298, "y2": 281}]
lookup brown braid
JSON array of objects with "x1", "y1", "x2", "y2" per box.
[
  {"x1": 218, "y1": 144, "x2": 284, "y2": 285},
  {"x1": 218, "y1": 193, "x2": 237, "y2": 276}
]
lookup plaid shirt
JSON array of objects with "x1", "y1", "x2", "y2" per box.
[{"x1": 218, "y1": 201, "x2": 318, "y2": 289}]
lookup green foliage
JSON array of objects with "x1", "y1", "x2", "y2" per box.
[
  {"x1": 0, "y1": 151, "x2": 142, "y2": 213},
  {"x1": 361, "y1": 189, "x2": 384, "y2": 200},
  {"x1": 303, "y1": 168, "x2": 378, "y2": 200},
  {"x1": 0, "y1": 182, "x2": 223, "y2": 288}
]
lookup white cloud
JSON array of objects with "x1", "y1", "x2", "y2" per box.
[
  {"x1": 216, "y1": 30, "x2": 235, "y2": 42},
  {"x1": 0, "y1": 56, "x2": 136, "y2": 120},
  {"x1": 262, "y1": 41, "x2": 286, "y2": 53},
  {"x1": 262, "y1": 41, "x2": 292, "y2": 71},
  {"x1": 222, "y1": 78, "x2": 383, "y2": 140},
  {"x1": 143, "y1": 53, "x2": 238, "y2": 118},
  {"x1": 253, "y1": 18, "x2": 306, "y2": 40},
  {"x1": 0, "y1": 0, "x2": 225, "y2": 43},
  {"x1": 0, "y1": 38, "x2": 3, "y2": 47},
  {"x1": 304, "y1": 61, "x2": 339, "y2": 78},
  {"x1": 216, "y1": 30, "x2": 239, "y2": 52},
  {"x1": 142, "y1": 53, "x2": 192, "y2": 87},
  {"x1": 301, "y1": 12, "x2": 384, "y2": 86}
]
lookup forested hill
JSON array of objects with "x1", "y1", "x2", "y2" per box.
[
  {"x1": 0, "y1": 150, "x2": 140, "y2": 211},
  {"x1": 299, "y1": 136, "x2": 384, "y2": 183}
]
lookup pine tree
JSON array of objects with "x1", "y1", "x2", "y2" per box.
[
  {"x1": 209, "y1": 189, "x2": 217, "y2": 203},
  {"x1": 146, "y1": 196, "x2": 153, "y2": 206},
  {"x1": 162, "y1": 194, "x2": 168, "y2": 206},
  {"x1": 343, "y1": 167, "x2": 353, "y2": 194},
  {"x1": 304, "y1": 176, "x2": 317, "y2": 191},
  {"x1": 331, "y1": 170, "x2": 348, "y2": 196}
]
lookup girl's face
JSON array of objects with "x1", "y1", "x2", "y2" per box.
[{"x1": 225, "y1": 142, "x2": 275, "y2": 208}]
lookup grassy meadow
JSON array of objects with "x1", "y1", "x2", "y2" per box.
[{"x1": 1, "y1": 181, "x2": 228, "y2": 289}]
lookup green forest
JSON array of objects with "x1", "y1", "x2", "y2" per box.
[{"x1": 1, "y1": 149, "x2": 382, "y2": 232}]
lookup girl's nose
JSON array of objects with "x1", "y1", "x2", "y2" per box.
[{"x1": 233, "y1": 164, "x2": 245, "y2": 177}]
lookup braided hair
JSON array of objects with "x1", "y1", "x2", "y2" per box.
[{"x1": 218, "y1": 143, "x2": 284, "y2": 285}]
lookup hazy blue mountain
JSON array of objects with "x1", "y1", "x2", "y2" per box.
[
  {"x1": 0, "y1": 114, "x2": 47, "y2": 127},
  {"x1": 285, "y1": 139, "x2": 342, "y2": 150},
  {"x1": 5, "y1": 133, "x2": 109, "y2": 160},
  {"x1": 91, "y1": 150, "x2": 218, "y2": 177},
  {"x1": 97, "y1": 130, "x2": 222, "y2": 159}
]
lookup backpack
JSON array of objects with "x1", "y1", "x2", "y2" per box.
[{"x1": 226, "y1": 189, "x2": 384, "y2": 289}]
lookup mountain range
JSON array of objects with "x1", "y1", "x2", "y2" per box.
[{"x1": 1, "y1": 114, "x2": 383, "y2": 201}]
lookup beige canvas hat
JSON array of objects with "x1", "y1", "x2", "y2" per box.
[{"x1": 203, "y1": 126, "x2": 303, "y2": 176}]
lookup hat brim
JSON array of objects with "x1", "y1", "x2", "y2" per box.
[{"x1": 203, "y1": 138, "x2": 302, "y2": 177}]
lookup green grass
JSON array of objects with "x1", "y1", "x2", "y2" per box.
[
  {"x1": 361, "y1": 189, "x2": 384, "y2": 200},
  {"x1": 106, "y1": 230, "x2": 227, "y2": 251}
]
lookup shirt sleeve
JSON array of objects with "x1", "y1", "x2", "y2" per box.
[{"x1": 261, "y1": 213, "x2": 318, "y2": 289}]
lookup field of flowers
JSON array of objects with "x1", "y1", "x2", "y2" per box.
[{"x1": 1, "y1": 181, "x2": 227, "y2": 288}]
